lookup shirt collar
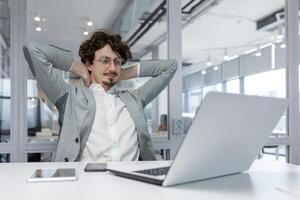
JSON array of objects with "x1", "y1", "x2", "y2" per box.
[{"x1": 89, "y1": 83, "x2": 118, "y2": 95}]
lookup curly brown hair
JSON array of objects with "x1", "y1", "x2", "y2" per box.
[{"x1": 79, "y1": 30, "x2": 132, "y2": 65}]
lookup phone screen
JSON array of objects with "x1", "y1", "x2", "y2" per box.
[
  {"x1": 27, "y1": 168, "x2": 77, "y2": 182},
  {"x1": 84, "y1": 163, "x2": 107, "y2": 172}
]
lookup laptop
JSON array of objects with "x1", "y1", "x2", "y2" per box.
[{"x1": 107, "y1": 92, "x2": 288, "y2": 187}]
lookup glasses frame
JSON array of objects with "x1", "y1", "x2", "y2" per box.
[{"x1": 94, "y1": 56, "x2": 125, "y2": 67}]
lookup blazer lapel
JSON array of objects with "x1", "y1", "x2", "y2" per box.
[{"x1": 118, "y1": 91, "x2": 143, "y2": 132}]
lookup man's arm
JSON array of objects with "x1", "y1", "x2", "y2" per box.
[
  {"x1": 119, "y1": 65, "x2": 139, "y2": 80},
  {"x1": 70, "y1": 61, "x2": 91, "y2": 86},
  {"x1": 23, "y1": 42, "x2": 73, "y2": 104},
  {"x1": 135, "y1": 59, "x2": 178, "y2": 107}
]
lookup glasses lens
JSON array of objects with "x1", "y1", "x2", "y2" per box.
[
  {"x1": 100, "y1": 56, "x2": 111, "y2": 65},
  {"x1": 114, "y1": 58, "x2": 124, "y2": 67}
]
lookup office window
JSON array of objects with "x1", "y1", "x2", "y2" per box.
[
  {"x1": 244, "y1": 69, "x2": 285, "y2": 98},
  {"x1": 202, "y1": 84, "x2": 222, "y2": 98},
  {"x1": 226, "y1": 79, "x2": 240, "y2": 94},
  {"x1": 0, "y1": 153, "x2": 10, "y2": 163},
  {"x1": 244, "y1": 69, "x2": 287, "y2": 135},
  {"x1": 187, "y1": 88, "x2": 201, "y2": 114}
]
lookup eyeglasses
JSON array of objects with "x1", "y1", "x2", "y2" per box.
[{"x1": 94, "y1": 56, "x2": 125, "y2": 67}]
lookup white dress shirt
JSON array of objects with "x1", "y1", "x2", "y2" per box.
[{"x1": 80, "y1": 83, "x2": 140, "y2": 162}]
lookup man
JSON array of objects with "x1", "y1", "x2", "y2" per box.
[{"x1": 23, "y1": 30, "x2": 177, "y2": 162}]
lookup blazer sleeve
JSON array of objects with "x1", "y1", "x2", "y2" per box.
[
  {"x1": 23, "y1": 42, "x2": 73, "y2": 105},
  {"x1": 136, "y1": 59, "x2": 178, "y2": 107}
]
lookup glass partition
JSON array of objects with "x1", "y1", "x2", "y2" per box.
[
  {"x1": 181, "y1": 0, "x2": 287, "y2": 162},
  {"x1": 181, "y1": 0, "x2": 286, "y2": 128},
  {"x1": 0, "y1": 0, "x2": 11, "y2": 143}
]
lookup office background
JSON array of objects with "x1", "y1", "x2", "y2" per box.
[{"x1": 0, "y1": 0, "x2": 299, "y2": 164}]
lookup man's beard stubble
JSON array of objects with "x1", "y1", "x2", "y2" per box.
[{"x1": 102, "y1": 71, "x2": 118, "y2": 87}]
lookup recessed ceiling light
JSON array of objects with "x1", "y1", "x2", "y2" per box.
[
  {"x1": 223, "y1": 49, "x2": 230, "y2": 61},
  {"x1": 275, "y1": 38, "x2": 282, "y2": 43},
  {"x1": 280, "y1": 43, "x2": 286, "y2": 48},
  {"x1": 255, "y1": 51, "x2": 262, "y2": 57},
  {"x1": 201, "y1": 70, "x2": 207, "y2": 75},
  {"x1": 254, "y1": 47, "x2": 262, "y2": 57},
  {"x1": 277, "y1": 34, "x2": 284, "y2": 40},
  {"x1": 34, "y1": 16, "x2": 41, "y2": 22},
  {"x1": 213, "y1": 66, "x2": 219, "y2": 71},
  {"x1": 223, "y1": 55, "x2": 229, "y2": 61},
  {"x1": 206, "y1": 61, "x2": 212, "y2": 66},
  {"x1": 87, "y1": 21, "x2": 93, "y2": 26},
  {"x1": 83, "y1": 31, "x2": 89, "y2": 36},
  {"x1": 35, "y1": 26, "x2": 42, "y2": 32}
]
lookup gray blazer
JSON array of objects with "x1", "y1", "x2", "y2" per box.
[{"x1": 23, "y1": 42, "x2": 178, "y2": 162}]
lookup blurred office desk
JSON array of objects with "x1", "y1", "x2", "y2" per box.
[{"x1": 1, "y1": 160, "x2": 300, "y2": 200}]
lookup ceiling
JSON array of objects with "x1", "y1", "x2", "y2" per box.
[
  {"x1": 27, "y1": 0, "x2": 131, "y2": 60},
  {"x1": 26, "y1": 0, "x2": 286, "y2": 65},
  {"x1": 181, "y1": 0, "x2": 285, "y2": 65}
]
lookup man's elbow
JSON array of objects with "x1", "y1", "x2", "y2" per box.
[
  {"x1": 23, "y1": 41, "x2": 39, "y2": 52},
  {"x1": 169, "y1": 59, "x2": 178, "y2": 71},
  {"x1": 23, "y1": 42, "x2": 37, "y2": 75}
]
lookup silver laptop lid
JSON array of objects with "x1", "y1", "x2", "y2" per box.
[{"x1": 163, "y1": 92, "x2": 288, "y2": 186}]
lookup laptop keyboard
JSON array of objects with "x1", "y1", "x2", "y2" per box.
[{"x1": 134, "y1": 167, "x2": 170, "y2": 176}]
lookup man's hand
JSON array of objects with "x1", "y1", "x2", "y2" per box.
[{"x1": 70, "y1": 61, "x2": 91, "y2": 86}]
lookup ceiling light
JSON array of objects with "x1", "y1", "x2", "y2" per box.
[
  {"x1": 280, "y1": 43, "x2": 286, "y2": 48},
  {"x1": 34, "y1": 16, "x2": 40, "y2": 22},
  {"x1": 223, "y1": 49, "x2": 230, "y2": 61},
  {"x1": 35, "y1": 26, "x2": 42, "y2": 32},
  {"x1": 277, "y1": 26, "x2": 284, "y2": 40},
  {"x1": 254, "y1": 46, "x2": 262, "y2": 57},
  {"x1": 213, "y1": 66, "x2": 219, "y2": 71},
  {"x1": 206, "y1": 61, "x2": 212, "y2": 66},
  {"x1": 87, "y1": 21, "x2": 93, "y2": 26},
  {"x1": 201, "y1": 70, "x2": 207, "y2": 75},
  {"x1": 277, "y1": 34, "x2": 284, "y2": 40},
  {"x1": 83, "y1": 31, "x2": 89, "y2": 36},
  {"x1": 275, "y1": 38, "x2": 283, "y2": 44},
  {"x1": 255, "y1": 51, "x2": 262, "y2": 57},
  {"x1": 206, "y1": 55, "x2": 212, "y2": 66}
]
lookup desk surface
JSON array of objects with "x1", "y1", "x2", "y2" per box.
[{"x1": 1, "y1": 160, "x2": 300, "y2": 200}]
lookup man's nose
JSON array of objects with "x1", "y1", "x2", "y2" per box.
[{"x1": 108, "y1": 60, "x2": 116, "y2": 71}]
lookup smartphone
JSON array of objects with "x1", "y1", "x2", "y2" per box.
[
  {"x1": 84, "y1": 163, "x2": 107, "y2": 172},
  {"x1": 27, "y1": 168, "x2": 77, "y2": 182}
]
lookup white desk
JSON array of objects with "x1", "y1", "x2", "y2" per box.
[{"x1": 1, "y1": 160, "x2": 300, "y2": 200}]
